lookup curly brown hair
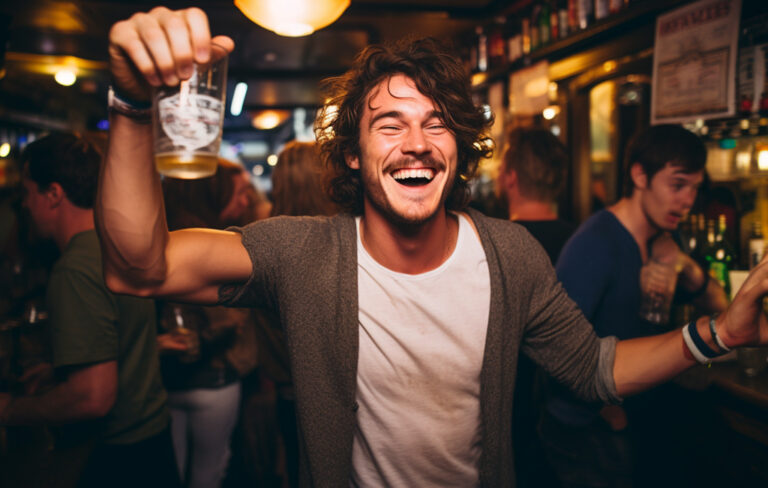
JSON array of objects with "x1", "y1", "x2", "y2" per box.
[{"x1": 315, "y1": 37, "x2": 494, "y2": 215}]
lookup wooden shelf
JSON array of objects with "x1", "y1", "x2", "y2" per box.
[{"x1": 471, "y1": 0, "x2": 691, "y2": 90}]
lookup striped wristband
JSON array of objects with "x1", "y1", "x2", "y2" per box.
[{"x1": 682, "y1": 319, "x2": 727, "y2": 364}]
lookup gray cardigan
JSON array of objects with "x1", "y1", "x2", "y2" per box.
[{"x1": 223, "y1": 208, "x2": 619, "y2": 487}]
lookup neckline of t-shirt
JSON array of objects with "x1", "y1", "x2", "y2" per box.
[{"x1": 356, "y1": 213, "x2": 471, "y2": 281}]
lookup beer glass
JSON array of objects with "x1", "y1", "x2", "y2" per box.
[
  {"x1": 152, "y1": 43, "x2": 229, "y2": 179},
  {"x1": 639, "y1": 257, "x2": 678, "y2": 326}
]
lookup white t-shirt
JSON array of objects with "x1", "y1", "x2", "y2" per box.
[{"x1": 351, "y1": 213, "x2": 491, "y2": 487}]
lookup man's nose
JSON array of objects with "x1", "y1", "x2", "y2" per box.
[
  {"x1": 682, "y1": 187, "x2": 697, "y2": 209},
  {"x1": 401, "y1": 128, "x2": 430, "y2": 155}
]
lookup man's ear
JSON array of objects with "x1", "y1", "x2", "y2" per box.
[
  {"x1": 345, "y1": 153, "x2": 360, "y2": 170},
  {"x1": 45, "y1": 182, "x2": 65, "y2": 208},
  {"x1": 630, "y1": 163, "x2": 648, "y2": 191}
]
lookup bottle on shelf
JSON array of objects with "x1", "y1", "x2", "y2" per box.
[
  {"x1": 595, "y1": 0, "x2": 609, "y2": 21},
  {"x1": 568, "y1": 0, "x2": 580, "y2": 33},
  {"x1": 558, "y1": 0, "x2": 569, "y2": 39},
  {"x1": 521, "y1": 15, "x2": 532, "y2": 56},
  {"x1": 703, "y1": 215, "x2": 735, "y2": 297},
  {"x1": 476, "y1": 26, "x2": 488, "y2": 73},
  {"x1": 530, "y1": 5, "x2": 541, "y2": 51},
  {"x1": 488, "y1": 17, "x2": 507, "y2": 70},
  {"x1": 577, "y1": 0, "x2": 594, "y2": 30},
  {"x1": 748, "y1": 220, "x2": 764, "y2": 269},
  {"x1": 539, "y1": 1, "x2": 552, "y2": 46},
  {"x1": 550, "y1": 0, "x2": 560, "y2": 40}
]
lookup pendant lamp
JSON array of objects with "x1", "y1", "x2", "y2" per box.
[{"x1": 234, "y1": 0, "x2": 350, "y2": 37}]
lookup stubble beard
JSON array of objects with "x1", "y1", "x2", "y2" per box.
[{"x1": 365, "y1": 156, "x2": 454, "y2": 230}]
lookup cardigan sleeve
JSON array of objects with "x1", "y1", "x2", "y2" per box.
[{"x1": 518, "y1": 229, "x2": 621, "y2": 405}]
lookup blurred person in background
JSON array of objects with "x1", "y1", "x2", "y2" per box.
[
  {"x1": 541, "y1": 125, "x2": 729, "y2": 488},
  {"x1": 1, "y1": 132, "x2": 175, "y2": 488},
  {"x1": 497, "y1": 127, "x2": 576, "y2": 488},
  {"x1": 160, "y1": 158, "x2": 259, "y2": 488}
]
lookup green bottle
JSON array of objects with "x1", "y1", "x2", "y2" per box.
[{"x1": 703, "y1": 215, "x2": 734, "y2": 298}]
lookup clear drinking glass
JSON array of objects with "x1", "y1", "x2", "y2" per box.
[
  {"x1": 152, "y1": 43, "x2": 229, "y2": 179},
  {"x1": 639, "y1": 257, "x2": 678, "y2": 325}
]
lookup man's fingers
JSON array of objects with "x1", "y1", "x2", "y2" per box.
[
  {"x1": 134, "y1": 10, "x2": 179, "y2": 86},
  {"x1": 184, "y1": 8, "x2": 213, "y2": 64},
  {"x1": 156, "y1": 8, "x2": 196, "y2": 81}
]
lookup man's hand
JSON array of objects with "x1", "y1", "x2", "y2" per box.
[
  {"x1": 108, "y1": 6, "x2": 234, "y2": 102},
  {"x1": 717, "y1": 255, "x2": 768, "y2": 348},
  {"x1": 157, "y1": 332, "x2": 191, "y2": 354}
]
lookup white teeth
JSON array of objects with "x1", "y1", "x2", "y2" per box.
[{"x1": 392, "y1": 168, "x2": 435, "y2": 181}]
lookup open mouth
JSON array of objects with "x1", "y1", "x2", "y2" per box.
[{"x1": 391, "y1": 168, "x2": 436, "y2": 187}]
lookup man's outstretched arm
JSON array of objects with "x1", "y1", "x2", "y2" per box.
[
  {"x1": 96, "y1": 7, "x2": 250, "y2": 303},
  {"x1": 614, "y1": 256, "x2": 768, "y2": 397}
]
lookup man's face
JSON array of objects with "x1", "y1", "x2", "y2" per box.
[
  {"x1": 346, "y1": 74, "x2": 458, "y2": 227},
  {"x1": 638, "y1": 164, "x2": 703, "y2": 232},
  {"x1": 21, "y1": 176, "x2": 55, "y2": 238}
]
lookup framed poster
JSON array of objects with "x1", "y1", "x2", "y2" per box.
[{"x1": 651, "y1": 0, "x2": 741, "y2": 124}]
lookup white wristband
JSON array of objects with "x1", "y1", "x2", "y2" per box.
[{"x1": 682, "y1": 322, "x2": 712, "y2": 364}]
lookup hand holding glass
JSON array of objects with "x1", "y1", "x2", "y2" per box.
[
  {"x1": 152, "y1": 43, "x2": 228, "y2": 179},
  {"x1": 639, "y1": 257, "x2": 679, "y2": 325}
]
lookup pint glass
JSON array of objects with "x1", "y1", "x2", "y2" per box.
[{"x1": 152, "y1": 43, "x2": 228, "y2": 179}]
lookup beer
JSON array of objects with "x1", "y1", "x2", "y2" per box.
[{"x1": 155, "y1": 152, "x2": 218, "y2": 179}]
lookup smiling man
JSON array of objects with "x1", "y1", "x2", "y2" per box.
[{"x1": 98, "y1": 7, "x2": 768, "y2": 487}]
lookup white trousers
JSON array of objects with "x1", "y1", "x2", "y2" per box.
[{"x1": 168, "y1": 381, "x2": 242, "y2": 488}]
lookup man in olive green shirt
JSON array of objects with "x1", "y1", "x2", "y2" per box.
[{"x1": 0, "y1": 133, "x2": 177, "y2": 487}]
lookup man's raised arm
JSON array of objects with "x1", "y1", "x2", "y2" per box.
[{"x1": 96, "y1": 7, "x2": 250, "y2": 303}]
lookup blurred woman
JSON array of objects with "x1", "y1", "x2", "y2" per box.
[{"x1": 159, "y1": 159, "x2": 260, "y2": 488}]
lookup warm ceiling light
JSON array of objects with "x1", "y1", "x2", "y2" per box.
[
  {"x1": 251, "y1": 110, "x2": 291, "y2": 130},
  {"x1": 54, "y1": 68, "x2": 76, "y2": 86},
  {"x1": 267, "y1": 154, "x2": 278, "y2": 166},
  {"x1": 234, "y1": 0, "x2": 350, "y2": 37},
  {"x1": 0, "y1": 143, "x2": 10, "y2": 158}
]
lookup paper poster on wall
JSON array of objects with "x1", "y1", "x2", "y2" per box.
[{"x1": 651, "y1": 0, "x2": 741, "y2": 124}]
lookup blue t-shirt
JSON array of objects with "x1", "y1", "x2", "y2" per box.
[{"x1": 547, "y1": 210, "x2": 657, "y2": 424}]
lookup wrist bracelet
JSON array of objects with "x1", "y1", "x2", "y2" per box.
[
  {"x1": 107, "y1": 86, "x2": 152, "y2": 124},
  {"x1": 682, "y1": 319, "x2": 728, "y2": 364},
  {"x1": 709, "y1": 315, "x2": 731, "y2": 352}
]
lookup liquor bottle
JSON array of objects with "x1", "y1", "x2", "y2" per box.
[
  {"x1": 488, "y1": 17, "x2": 507, "y2": 69},
  {"x1": 748, "y1": 220, "x2": 765, "y2": 269},
  {"x1": 507, "y1": 18, "x2": 523, "y2": 64},
  {"x1": 531, "y1": 5, "x2": 541, "y2": 51},
  {"x1": 539, "y1": 1, "x2": 552, "y2": 46},
  {"x1": 550, "y1": 0, "x2": 560, "y2": 40},
  {"x1": 568, "y1": 0, "x2": 579, "y2": 33},
  {"x1": 594, "y1": 0, "x2": 609, "y2": 20},
  {"x1": 609, "y1": 0, "x2": 623, "y2": 14},
  {"x1": 703, "y1": 215, "x2": 734, "y2": 297},
  {"x1": 558, "y1": 0, "x2": 569, "y2": 38},
  {"x1": 476, "y1": 26, "x2": 488, "y2": 72},
  {"x1": 521, "y1": 16, "x2": 532, "y2": 55},
  {"x1": 578, "y1": 0, "x2": 594, "y2": 29}
]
